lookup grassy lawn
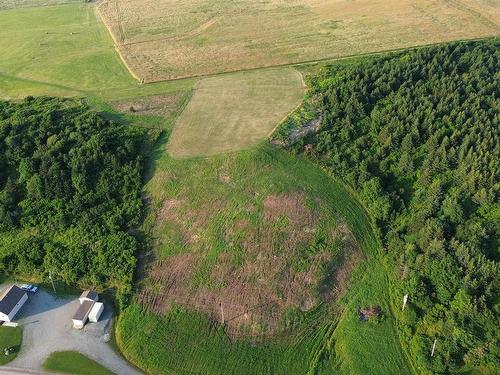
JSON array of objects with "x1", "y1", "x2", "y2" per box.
[
  {"x1": 98, "y1": 0, "x2": 500, "y2": 81},
  {"x1": 167, "y1": 68, "x2": 304, "y2": 158},
  {"x1": 43, "y1": 351, "x2": 115, "y2": 375},
  {"x1": 0, "y1": 327, "x2": 22, "y2": 365}
]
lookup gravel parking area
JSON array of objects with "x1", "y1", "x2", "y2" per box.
[{"x1": 3, "y1": 287, "x2": 141, "y2": 375}]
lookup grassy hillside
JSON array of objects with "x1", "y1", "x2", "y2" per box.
[
  {"x1": 0, "y1": 2, "x2": 195, "y2": 101},
  {"x1": 167, "y1": 68, "x2": 304, "y2": 158},
  {"x1": 116, "y1": 142, "x2": 413, "y2": 374},
  {"x1": 0, "y1": 3, "x2": 303, "y2": 156}
]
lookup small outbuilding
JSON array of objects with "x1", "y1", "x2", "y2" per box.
[
  {"x1": 88, "y1": 302, "x2": 104, "y2": 323},
  {"x1": 72, "y1": 290, "x2": 99, "y2": 329},
  {"x1": 0, "y1": 285, "x2": 28, "y2": 322},
  {"x1": 72, "y1": 300, "x2": 94, "y2": 329}
]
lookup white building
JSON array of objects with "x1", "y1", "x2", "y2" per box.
[
  {"x1": 0, "y1": 285, "x2": 28, "y2": 322},
  {"x1": 88, "y1": 302, "x2": 104, "y2": 323},
  {"x1": 72, "y1": 290, "x2": 99, "y2": 329}
]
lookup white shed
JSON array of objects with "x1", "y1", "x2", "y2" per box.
[
  {"x1": 0, "y1": 285, "x2": 28, "y2": 322},
  {"x1": 72, "y1": 300, "x2": 94, "y2": 329},
  {"x1": 88, "y1": 302, "x2": 104, "y2": 323}
]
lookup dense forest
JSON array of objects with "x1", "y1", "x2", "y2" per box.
[
  {"x1": 0, "y1": 97, "x2": 150, "y2": 303},
  {"x1": 275, "y1": 40, "x2": 499, "y2": 373}
]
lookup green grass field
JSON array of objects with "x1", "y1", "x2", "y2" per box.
[
  {"x1": 0, "y1": 2, "x2": 195, "y2": 102},
  {"x1": 0, "y1": 0, "x2": 81, "y2": 10},
  {"x1": 0, "y1": 3, "x2": 304, "y2": 155},
  {"x1": 0, "y1": 327, "x2": 22, "y2": 365},
  {"x1": 167, "y1": 68, "x2": 304, "y2": 158},
  {"x1": 116, "y1": 142, "x2": 414, "y2": 374},
  {"x1": 43, "y1": 351, "x2": 115, "y2": 375},
  {"x1": 0, "y1": 3, "x2": 135, "y2": 98}
]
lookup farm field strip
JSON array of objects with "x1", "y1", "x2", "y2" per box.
[
  {"x1": 98, "y1": 0, "x2": 500, "y2": 82},
  {"x1": 167, "y1": 68, "x2": 305, "y2": 158}
]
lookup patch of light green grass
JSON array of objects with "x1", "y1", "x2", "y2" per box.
[
  {"x1": 43, "y1": 351, "x2": 115, "y2": 375},
  {"x1": 0, "y1": 4, "x2": 133, "y2": 96},
  {"x1": 0, "y1": 3, "x2": 195, "y2": 101},
  {"x1": 167, "y1": 68, "x2": 304, "y2": 158}
]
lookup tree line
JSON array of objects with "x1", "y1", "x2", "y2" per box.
[
  {"x1": 276, "y1": 40, "x2": 499, "y2": 373},
  {"x1": 0, "y1": 97, "x2": 152, "y2": 305}
]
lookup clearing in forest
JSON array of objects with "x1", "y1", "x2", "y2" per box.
[
  {"x1": 167, "y1": 68, "x2": 304, "y2": 158},
  {"x1": 141, "y1": 145, "x2": 362, "y2": 338},
  {"x1": 98, "y1": 0, "x2": 500, "y2": 82}
]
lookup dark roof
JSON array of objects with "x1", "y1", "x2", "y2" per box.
[
  {"x1": 79, "y1": 290, "x2": 98, "y2": 301},
  {"x1": 73, "y1": 300, "x2": 94, "y2": 321},
  {"x1": 0, "y1": 285, "x2": 27, "y2": 314}
]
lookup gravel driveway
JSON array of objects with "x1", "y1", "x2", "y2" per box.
[{"x1": 3, "y1": 287, "x2": 142, "y2": 375}]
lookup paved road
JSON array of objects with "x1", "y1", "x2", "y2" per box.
[{"x1": 2, "y1": 288, "x2": 142, "y2": 375}]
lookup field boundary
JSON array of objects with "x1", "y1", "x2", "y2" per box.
[
  {"x1": 95, "y1": 1, "x2": 141, "y2": 82},
  {"x1": 138, "y1": 36, "x2": 498, "y2": 84}
]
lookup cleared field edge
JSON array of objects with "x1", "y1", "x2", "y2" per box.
[
  {"x1": 266, "y1": 69, "x2": 306, "y2": 139},
  {"x1": 166, "y1": 67, "x2": 305, "y2": 159},
  {"x1": 96, "y1": 0, "x2": 140, "y2": 82}
]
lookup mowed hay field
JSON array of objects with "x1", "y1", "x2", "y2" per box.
[
  {"x1": 0, "y1": 3, "x2": 136, "y2": 98},
  {"x1": 167, "y1": 68, "x2": 304, "y2": 158},
  {"x1": 98, "y1": 0, "x2": 500, "y2": 82}
]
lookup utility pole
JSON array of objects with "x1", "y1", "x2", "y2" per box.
[
  {"x1": 431, "y1": 338, "x2": 437, "y2": 357},
  {"x1": 49, "y1": 272, "x2": 56, "y2": 294},
  {"x1": 402, "y1": 294, "x2": 409, "y2": 311},
  {"x1": 220, "y1": 302, "x2": 225, "y2": 326}
]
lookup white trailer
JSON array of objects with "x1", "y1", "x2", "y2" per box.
[{"x1": 88, "y1": 302, "x2": 104, "y2": 323}]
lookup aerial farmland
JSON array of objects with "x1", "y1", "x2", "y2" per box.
[
  {"x1": 98, "y1": 0, "x2": 500, "y2": 81},
  {"x1": 0, "y1": 1, "x2": 498, "y2": 375}
]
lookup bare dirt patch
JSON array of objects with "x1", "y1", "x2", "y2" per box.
[
  {"x1": 156, "y1": 198, "x2": 182, "y2": 224},
  {"x1": 139, "y1": 192, "x2": 364, "y2": 337}
]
